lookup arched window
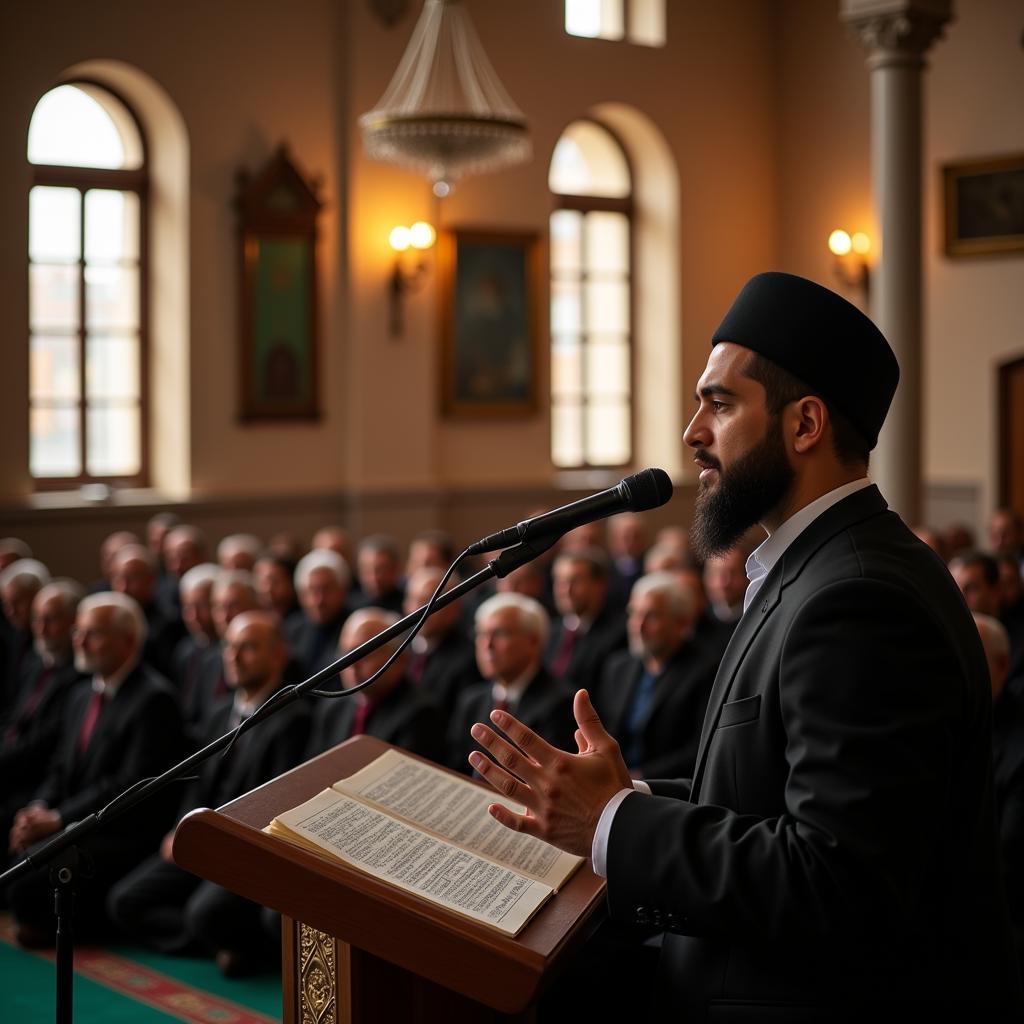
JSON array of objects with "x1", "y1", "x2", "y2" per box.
[
  {"x1": 549, "y1": 119, "x2": 633, "y2": 469},
  {"x1": 28, "y1": 83, "x2": 148, "y2": 486}
]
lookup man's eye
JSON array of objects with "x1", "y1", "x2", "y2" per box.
[{"x1": 711, "y1": 400, "x2": 726, "y2": 412}]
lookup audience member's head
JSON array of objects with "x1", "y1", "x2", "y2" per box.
[
  {"x1": 267, "y1": 531, "x2": 303, "y2": 562},
  {"x1": 217, "y1": 533, "x2": 262, "y2": 572},
  {"x1": 474, "y1": 593, "x2": 549, "y2": 685},
  {"x1": 674, "y1": 566, "x2": 709, "y2": 622},
  {"x1": 989, "y1": 508, "x2": 1024, "y2": 558},
  {"x1": 406, "y1": 531, "x2": 455, "y2": 578},
  {"x1": 627, "y1": 572, "x2": 694, "y2": 669},
  {"x1": 295, "y1": 550, "x2": 351, "y2": 626},
  {"x1": 643, "y1": 542, "x2": 686, "y2": 575},
  {"x1": 110, "y1": 544, "x2": 159, "y2": 608},
  {"x1": 996, "y1": 554, "x2": 1023, "y2": 611},
  {"x1": 0, "y1": 559, "x2": 52, "y2": 633},
  {"x1": 340, "y1": 607, "x2": 407, "y2": 699},
  {"x1": 942, "y1": 522, "x2": 975, "y2": 561},
  {"x1": 911, "y1": 525, "x2": 947, "y2": 561},
  {"x1": 552, "y1": 548, "x2": 609, "y2": 621},
  {"x1": 312, "y1": 526, "x2": 351, "y2": 564},
  {"x1": 973, "y1": 612, "x2": 1010, "y2": 702},
  {"x1": 146, "y1": 512, "x2": 180, "y2": 566},
  {"x1": 74, "y1": 592, "x2": 147, "y2": 679},
  {"x1": 0, "y1": 537, "x2": 33, "y2": 573},
  {"x1": 179, "y1": 563, "x2": 220, "y2": 643},
  {"x1": 495, "y1": 560, "x2": 548, "y2": 601},
  {"x1": 357, "y1": 535, "x2": 402, "y2": 601},
  {"x1": 654, "y1": 525, "x2": 691, "y2": 561},
  {"x1": 211, "y1": 570, "x2": 259, "y2": 639},
  {"x1": 99, "y1": 530, "x2": 140, "y2": 580},
  {"x1": 254, "y1": 553, "x2": 299, "y2": 618},
  {"x1": 404, "y1": 567, "x2": 461, "y2": 641},
  {"x1": 949, "y1": 550, "x2": 1001, "y2": 617},
  {"x1": 164, "y1": 525, "x2": 208, "y2": 579},
  {"x1": 560, "y1": 521, "x2": 606, "y2": 553},
  {"x1": 704, "y1": 548, "x2": 749, "y2": 620},
  {"x1": 31, "y1": 580, "x2": 84, "y2": 666},
  {"x1": 222, "y1": 611, "x2": 288, "y2": 697},
  {"x1": 608, "y1": 512, "x2": 649, "y2": 562}
]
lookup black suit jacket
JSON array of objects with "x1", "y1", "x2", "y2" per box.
[
  {"x1": 415, "y1": 629, "x2": 483, "y2": 718},
  {"x1": 447, "y1": 666, "x2": 574, "y2": 774},
  {"x1": 545, "y1": 603, "x2": 627, "y2": 690},
  {"x1": 594, "y1": 644, "x2": 716, "y2": 780},
  {"x1": 606, "y1": 486, "x2": 1022, "y2": 1017}
]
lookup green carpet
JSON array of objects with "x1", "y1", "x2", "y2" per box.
[{"x1": 0, "y1": 915, "x2": 282, "y2": 1023}]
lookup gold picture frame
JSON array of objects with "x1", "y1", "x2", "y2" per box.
[{"x1": 943, "y1": 153, "x2": 1024, "y2": 257}]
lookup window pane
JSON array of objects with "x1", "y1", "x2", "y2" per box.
[
  {"x1": 565, "y1": 0, "x2": 623, "y2": 39},
  {"x1": 31, "y1": 336, "x2": 80, "y2": 400},
  {"x1": 550, "y1": 210, "x2": 582, "y2": 274},
  {"x1": 87, "y1": 404, "x2": 140, "y2": 476},
  {"x1": 585, "y1": 279, "x2": 629, "y2": 332},
  {"x1": 552, "y1": 279, "x2": 582, "y2": 333},
  {"x1": 552, "y1": 338, "x2": 582, "y2": 397},
  {"x1": 87, "y1": 336, "x2": 139, "y2": 400},
  {"x1": 28, "y1": 84, "x2": 142, "y2": 170},
  {"x1": 628, "y1": 0, "x2": 666, "y2": 46},
  {"x1": 85, "y1": 190, "x2": 139, "y2": 263},
  {"x1": 585, "y1": 211, "x2": 629, "y2": 275},
  {"x1": 30, "y1": 405, "x2": 80, "y2": 477},
  {"x1": 549, "y1": 120, "x2": 630, "y2": 198},
  {"x1": 552, "y1": 401, "x2": 584, "y2": 467},
  {"x1": 30, "y1": 264, "x2": 79, "y2": 331},
  {"x1": 30, "y1": 187, "x2": 81, "y2": 262},
  {"x1": 85, "y1": 264, "x2": 139, "y2": 329},
  {"x1": 586, "y1": 341, "x2": 630, "y2": 396},
  {"x1": 586, "y1": 400, "x2": 630, "y2": 465}
]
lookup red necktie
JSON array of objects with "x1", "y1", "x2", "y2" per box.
[
  {"x1": 351, "y1": 698, "x2": 376, "y2": 736},
  {"x1": 550, "y1": 623, "x2": 578, "y2": 678},
  {"x1": 408, "y1": 651, "x2": 427, "y2": 685},
  {"x1": 77, "y1": 689, "x2": 106, "y2": 755}
]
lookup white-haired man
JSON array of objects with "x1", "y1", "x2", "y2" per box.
[
  {"x1": 448, "y1": 593, "x2": 573, "y2": 775},
  {"x1": 290, "y1": 549, "x2": 354, "y2": 676},
  {"x1": 170, "y1": 563, "x2": 220, "y2": 705},
  {"x1": 1, "y1": 558, "x2": 52, "y2": 708},
  {"x1": 593, "y1": 573, "x2": 716, "y2": 781},
  {"x1": 217, "y1": 533, "x2": 262, "y2": 572},
  {"x1": 4, "y1": 592, "x2": 182, "y2": 947}
]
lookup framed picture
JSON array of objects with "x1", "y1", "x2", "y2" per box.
[
  {"x1": 943, "y1": 153, "x2": 1024, "y2": 257},
  {"x1": 439, "y1": 229, "x2": 540, "y2": 418},
  {"x1": 236, "y1": 145, "x2": 322, "y2": 420}
]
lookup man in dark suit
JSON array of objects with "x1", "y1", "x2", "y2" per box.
[
  {"x1": 5, "y1": 592, "x2": 183, "y2": 946},
  {"x1": 449, "y1": 593, "x2": 573, "y2": 774},
  {"x1": 546, "y1": 548, "x2": 627, "y2": 689},
  {"x1": 289, "y1": 548, "x2": 355, "y2": 678},
  {"x1": 306, "y1": 607, "x2": 443, "y2": 763},
  {"x1": 108, "y1": 610, "x2": 310, "y2": 975},
  {"x1": 0, "y1": 558, "x2": 50, "y2": 713},
  {"x1": 468, "y1": 272, "x2": 1022, "y2": 1018},
  {"x1": 594, "y1": 572, "x2": 715, "y2": 781}
]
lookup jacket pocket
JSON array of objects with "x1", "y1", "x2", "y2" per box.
[{"x1": 717, "y1": 694, "x2": 761, "y2": 729}]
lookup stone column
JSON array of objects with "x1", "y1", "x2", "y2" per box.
[{"x1": 840, "y1": 0, "x2": 952, "y2": 524}]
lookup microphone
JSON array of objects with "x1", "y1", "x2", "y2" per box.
[{"x1": 466, "y1": 468, "x2": 673, "y2": 557}]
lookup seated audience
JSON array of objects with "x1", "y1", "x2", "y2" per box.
[
  {"x1": 405, "y1": 530, "x2": 456, "y2": 579},
  {"x1": 217, "y1": 533, "x2": 262, "y2": 572},
  {"x1": 158, "y1": 524, "x2": 208, "y2": 616},
  {"x1": 703, "y1": 547, "x2": 749, "y2": 626},
  {"x1": 290, "y1": 549, "x2": 354, "y2": 677},
  {"x1": 990, "y1": 508, "x2": 1024, "y2": 566},
  {"x1": 146, "y1": 512, "x2": 180, "y2": 575},
  {"x1": 354, "y1": 534, "x2": 405, "y2": 614},
  {"x1": 1, "y1": 558, "x2": 51, "y2": 708},
  {"x1": 593, "y1": 572, "x2": 716, "y2": 780},
  {"x1": 170, "y1": 563, "x2": 220, "y2": 704},
  {"x1": 5, "y1": 592, "x2": 183, "y2": 947},
  {"x1": 253, "y1": 552, "x2": 302, "y2": 630},
  {"x1": 911, "y1": 524, "x2": 947, "y2": 561},
  {"x1": 545, "y1": 548, "x2": 627, "y2": 688},
  {"x1": 88, "y1": 530, "x2": 139, "y2": 594},
  {"x1": 0, "y1": 537, "x2": 33, "y2": 573},
  {"x1": 403, "y1": 567, "x2": 482, "y2": 716},
  {"x1": 311, "y1": 525, "x2": 352, "y2": 568},
  {"x1": 108, "y1": 611, "x2": 310, "y2": 975},
  {"x1": 997, "y1": 552, "x2": 1024, "y2": 692},
  {"x1": 306, "y1": 607, "x2": 443, "y2": 761},
  {"x1": 607, "y1": 511, "x2": 650, "y2": 609},
  {"x1": 949, "y1": 550, "x2": 1001, "y2": 618},
  {"x1": 943, "y1": 521, "x2": 975, "y2": 561},
  {"x1": 449, "y1": 593, "x2": 573, "y2": 774}
]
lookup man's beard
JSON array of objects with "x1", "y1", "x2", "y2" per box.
[{"x1": 691, "y1": 417, "x2": 794, "y2": 560}]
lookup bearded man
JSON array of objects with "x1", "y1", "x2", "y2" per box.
[{"x1": 468, "y1": 272, "x2": 1021, "y2": 1018}]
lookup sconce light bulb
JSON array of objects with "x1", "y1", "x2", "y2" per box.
[
  {"x1": 851, "y1": 232, "x2": 871, "y2": 255},
  {"x1": 828, "y1": 229, "x2": 852, "y2": 256},
  {"x1": 389, "y1": 226, "x2": 411, "y2": 252},
  {"x1": 433, "y1": 180, "x2": 452, "y2": 198},
  {"x1": 409, "y1": 221, "x2": 436, "y2": 250}
]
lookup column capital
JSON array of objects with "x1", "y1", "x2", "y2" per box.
[{"x1": 840, "y1": 0, "x2": 953, "y2": 68}]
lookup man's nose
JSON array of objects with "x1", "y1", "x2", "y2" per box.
[{"x1": 682, "y1": 410, "x2": 707, "y2": 449}]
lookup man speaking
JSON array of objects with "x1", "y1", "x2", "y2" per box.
[{"x1": 469, "y1": 273, "x2": 1022, "y2": 1018}]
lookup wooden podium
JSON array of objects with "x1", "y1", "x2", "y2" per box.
[{"x1": 172, "y1": 735, "x2": 607, "y2": 1023}]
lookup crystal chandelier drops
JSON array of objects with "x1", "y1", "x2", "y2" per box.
[{"x1": 359, "y1": 0, "x2": 531, "y2": 195}]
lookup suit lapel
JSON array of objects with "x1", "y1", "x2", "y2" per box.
[
  {"x1": 605, "y1": 659, "x2": 641, "y2": 732},
  {"x1": 689, "y1": 485, "x2": 889, "y2": 799}
]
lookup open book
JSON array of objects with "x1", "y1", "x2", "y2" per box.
[{"x1": 266, "y1": 748, "x2": 584, "y2": 937}]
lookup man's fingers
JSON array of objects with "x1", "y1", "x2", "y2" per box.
[
  {"x1": 488, "y1": 709, "x2": 558, "y2": 764},
  {"x1": 468, "y1": 749, "x2": 534, "y2": 807},
  {"x1": 471, "y1": 723, "x2": 542, "y2": 783},
  {"x1": 574, "y1": 728, "x2": 588, "y2": 753},
  {"x1": 574, "y1": 688, "x2": 612, "y2": 746}
]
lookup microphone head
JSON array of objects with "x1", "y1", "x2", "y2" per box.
[{"x1": 621, "y1": 468, "x2": 673, "y2": 512}]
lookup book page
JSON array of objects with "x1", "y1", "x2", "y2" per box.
[
  {"x1": 269, "y1": 789, "x2": 550, "y2": 936},
  {"x1": 334, "y1": 749, "x2": 582, "y2": 890}
]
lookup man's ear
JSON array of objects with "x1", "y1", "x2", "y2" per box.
[{"x1": 790, "y1": 396, "x2": 828, "y2": 455}]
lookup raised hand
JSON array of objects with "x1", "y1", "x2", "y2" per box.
[{"x1": 468, "y1": 688, "x2": 633, "y2": 857}]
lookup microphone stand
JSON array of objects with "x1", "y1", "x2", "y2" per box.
[{"x1": 0, "y1": 536, "x2": 554, "y2": 1024}]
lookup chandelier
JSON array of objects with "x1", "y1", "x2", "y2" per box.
[{"x1": 359, "y1": 0, "x2": 531, "y2": 195}]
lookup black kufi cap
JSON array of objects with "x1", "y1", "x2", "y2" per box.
[{"x1": 711, "y1": 272, "x2": 899, "y2": 450}]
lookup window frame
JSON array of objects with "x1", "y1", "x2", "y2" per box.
[{"x1": 28, "y1": 79, "x2": 150, "y2": 490}]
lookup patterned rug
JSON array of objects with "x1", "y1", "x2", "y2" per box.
[{"x1": 0, "y1": 913, "x2": 281, "y2": 1023}]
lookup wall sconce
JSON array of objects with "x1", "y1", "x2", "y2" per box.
[
  {"x1": 389, "y1": 221, "x2": 436, "y2": 337},
  {"x1": 828, "y1": 229, "x2": 871, "y2": 298}
]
